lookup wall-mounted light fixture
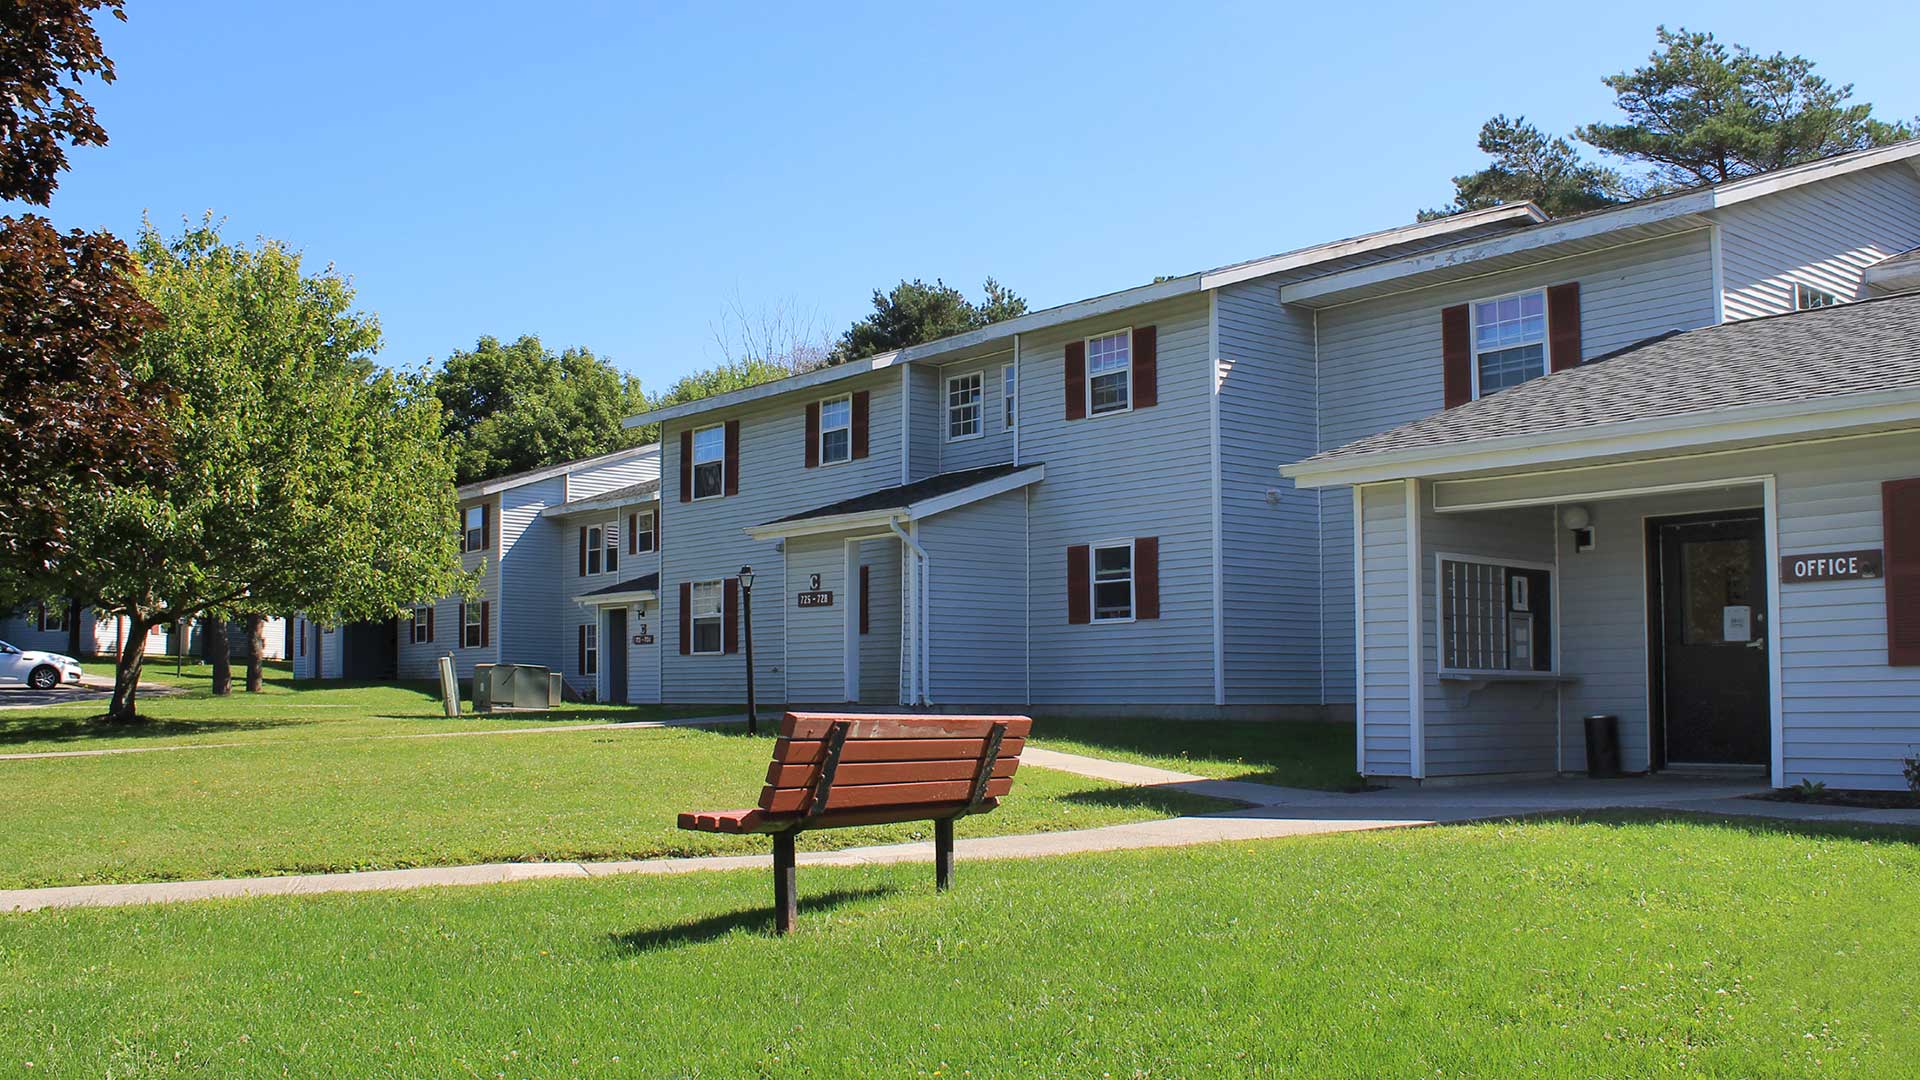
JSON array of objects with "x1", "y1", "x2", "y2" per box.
[{"x1": 1562, "y1": 504, "x2": 1596, "y2": 553}]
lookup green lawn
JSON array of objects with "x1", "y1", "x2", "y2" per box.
[
  {"x1": 4, "y1": 814, "x2": 1916, "y2": 1077},
  {"x1": 2, "y1": 721, "x2": 1226, "y2": 889},
  {"x1": 1033, "y1": 714, "x2": 1363, "y2": 790}
]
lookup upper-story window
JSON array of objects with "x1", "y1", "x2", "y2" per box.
[
  {"x1": 1087, "y1": 330, "x2": 1131, "y2": 415},
  {"x1": 462, "y1": 505, "x2": 487, "y2": 552},
  {"x1": 1793, "y1": 282, "x2": 1842, "y2": 310},
  {"x1": 586, "y1": 525, "x2": 603, "y2": 575},
  {"x1": 947, "y1": 372, "x2": 982, "y2": 440},
  {"x1": 819, "y1": 394, "x2": 852, "y2": 465},
  {"x1": 692, "y1": 424, "x2": 726, "y2": 499},
  {"x1": 633, "y1": 510, "x2": 655, "y2": 554},
  {"x1": 1472, "y1": 290, "x2": 1547, "y2": 396},
  {"x1": 1002, "y1": 363, "x2": 1017, "y2": 430},
  {"x1": 603, "y1": 520, "x2": 620, "y2": 574}
]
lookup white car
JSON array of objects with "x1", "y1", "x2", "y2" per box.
[{"x1": 0, "y1": 640, "x2": 85, "y2": 690}]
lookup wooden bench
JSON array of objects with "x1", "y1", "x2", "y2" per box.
[{"x1": 678, "y1": 711, "x2": 1032, "y2": 933}]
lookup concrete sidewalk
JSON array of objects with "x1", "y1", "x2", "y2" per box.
[{"x1": 9, "y1": 746, "x2": 1916, "y2": 913}]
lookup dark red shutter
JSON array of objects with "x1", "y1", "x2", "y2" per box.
[
  {"x1": 851, "y1": 390, "x2": 870, "y2": 459},
  {"x1": 1132, "y1": 325, "x2": 1157, "y2": 409},
  {"x1": 627, "y1": 513, "x2": 637, "y2": 555},
  {"x1": 804, "y1": 401, "x2": 821, "y2": 468},
  {"x1": 1441, "y1": 303, "x2": 1472, "y2": 409},
  {"x1": 679, "y1": 429, "x2": 693, "y2": 503},
  {"x1": 1134, "y1": 536, "x2": 1160, "y2": 620},
  {"x1": 859, "y1": 565, "x2": 871, "y2": 635},
  {"x1": 679, "y1": 582, "x2": 692, "y2": 655},
  {"x1": 479, "y1": 601, "x2": 490, "y2": 647},
  {"x1": 578, "y1": 624, "x2": 587, "y2": 673},
  {"x1": 723, "y1": 576, "x2": 740, "y2": 653},
  {"x1": 457, "y1": 602, "x2": 466, "y2": 647},
  {"x1": 578, "y1": 527, "x2": 588, "y2": 576},
  {"x1": 651, "y1": 511, "x2": 661, "y2": 552},
  {"x1": 1886, "y1": 478, "x2": 1920, "y2": 665},
  {"x1": 427, "y1": 607, "x2": 435, "y2": 643},
  {"x1": 1067, "y1": 545, "x2": 1091, "y2": 624},
  {"x1": 1065, "y1": 340, "x2": 1087, "y2": 420},
  {"x1": 724, "y1": 420, "x2": 741, "y2": 496},
  {"x1": 1548, "y1": 282, "x2": 1582, "y2": 372}
]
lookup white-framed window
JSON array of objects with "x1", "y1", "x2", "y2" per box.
[
  {"x1": 1087, "y1": 329, "x2": 1131, "y2": 415},
  {"x1": 462, "y1": 505, "x2": 486, "y2": 552},
  {"x1": 1793, "y1": 282, "x2": 1842, "y2": 310},
  {"x1": 633, "y1": 510, "x2": 655, "y2": 554},
  {"x1": 819, "y1": 394, "x2": 852, "y2": 465},
  {"x1": 583, "y1": 622, "x2": 598, "y2": 675},
  {"x1": 1091, "y1": 540, "x2": 1135, "y2": 622},
  {"x1": 692, "y1": 424, "x2": 726, "y2": 500},
  {"x1": 1437, "y1": 553, "x2": 1555, "y2": 674},
  {"x1": 410, "y1": 605, "x2": 432, "y2": 643},
  {"x1": 463, "y1": 601, "x2": 484, "y2": 649},
  {"x1": 1471, "y1": 290, "x2": 1547, "y2": 397},
  {"x1": 603, "y1": 520, "x2": 620, "y2": 574},
  {"x1": 1002, "y1": 363, "x2": 1017, "y2": 430},
  {"x1": 947, "y1": 372, "x2": 982, "y2": 440},
  {"x1": 586, "y1": 525, "x2": 604, "y2": 575},
  {"x1": 39, "y1": 603, "x2": 67, "y2": 633},
  {"x1": 690, "y1": 579, "x2": 724, "y2": 655}
]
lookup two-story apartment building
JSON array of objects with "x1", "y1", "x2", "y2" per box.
[
  {"x1": 292, "y1": 442, "x2": 662, "y2": 701},
  {"x1": 626, "y1": 139, "x2": 1920, "y2": 789}
]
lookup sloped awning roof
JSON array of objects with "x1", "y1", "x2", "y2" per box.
[
  {"x1": 577, "y1": 572, "x2": 660, "y2": 606},
  {"x1": 543, "y1": 479, "x2": 661, "y2": 518},
  {"x1": 745, "y1": 463, "x2": 1045, "y2": 540},
  {"x1": 1284, "y1": 291, "x2": 1920, "y2": 487}
]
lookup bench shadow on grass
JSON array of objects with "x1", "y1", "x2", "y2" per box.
[
  {"x1": 1054, "y1": 784, "x2": 1245, "y2": 817},
  {"x1": 608, "y1": 885, "x2": 897, "y2": 950}
]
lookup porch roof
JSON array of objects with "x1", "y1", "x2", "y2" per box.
[
  {"x1": 543, "y1": 479, "x2": 660, "y2": 518},
  {"x1": 1284, "y1": 292, "x2": 1920, "y2": 487},
  {"x1": 578, "y1": 572, "x2": 659, "y2": 606},
  {"x1": 745, "y1": 463, "x2": 1044, "y2": 540}
]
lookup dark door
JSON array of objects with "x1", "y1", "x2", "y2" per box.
[
  {"x1": 606, "y1": 609, "x2": 628, "y2": 705},
  {"x1": 1653, "y1": 512, "x2": 1769, "y2": 766}
]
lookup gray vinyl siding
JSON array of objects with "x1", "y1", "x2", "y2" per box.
[
  {"x1": 935, "y1": 357, "x2": 1015, "y2": 472},
  {"x1": 1554, "y1": 488, "x2": 1763, "y2": 773},
  {"x1": 921, "y1": 490, "x2": 1028, "y2": 705},
  {"x1": 659, "y1": 367, "x2": 905, "y2": 705},
  {"x1": 1357, "y1": 483, "x2": 1412, "y2": 775},
  {"x1": 565, "y1": 446, "x2": 661, "y2": 499},
  {"x1": 393, "y1": 493, "x2": 507, "y2": 682},
  {"x1": 907, "y1": 365, "x2": 941, "y2": 482},
  {"x1": 858, "y1": 537, "x2": 902, "y2": 704},
  {"x1": 1717, "y1": 162, "x2": 1920, "y2": 321},
  {"x1": 555, "y1": 502, "x2": 660, "y2": 699},
  {"x1": 498, "y1": 480, "x2": 562, "y2": 672},
  {"x1": 1417, "y1": 502, "x2": 1558, "y2": 778},
  {"x1": 783, "y1": 534, "x2": 850, "y2": 704},
  {"x1": 1214, "y1": 282, "x2": 1323, "y2": 704},
  {"x1": 1022, "y1": 294, "x2": 1218, "y2": 704}
]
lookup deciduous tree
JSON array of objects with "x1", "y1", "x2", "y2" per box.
[{"x1": 430, "y1": 335, "x2": 648, "y2": 485}]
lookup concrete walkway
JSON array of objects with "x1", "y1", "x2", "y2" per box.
[{"x1": 7, "y1": 750, "x2": 1916, "y2": 912}]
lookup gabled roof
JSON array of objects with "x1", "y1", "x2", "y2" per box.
[
  {"x1": 623, "y1": 205, "x2": 1545, "y2": 429},
  {"x1": 456, "y1": 443, "x2": 660, "y2": 499},
  {"x1": 745, "y1": 463, "x2": 1044, "y2": 539},
  {"x1": 1284, "y1": 291, "x2": 1920, "y2": 486}
]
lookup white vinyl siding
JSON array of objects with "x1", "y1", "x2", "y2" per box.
[{"x1": 1717, "y1": 161, "x2": 1920, "y2": 321}]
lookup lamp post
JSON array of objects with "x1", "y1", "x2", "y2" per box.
[{"x1": 739, "y1": 565, "x2": 758, "y2": 736}]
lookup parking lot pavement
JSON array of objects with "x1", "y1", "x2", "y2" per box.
[{"x1": 0, "y1": 684, "x2": 114, "y2": 710}]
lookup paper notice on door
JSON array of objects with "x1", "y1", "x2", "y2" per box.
[{"x1": 1722, "y1": 605, "x2": 1752, "y2": 643}]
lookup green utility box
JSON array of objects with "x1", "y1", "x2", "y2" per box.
[{"x1": 472, "y1": 663, "x2": 557, "y2": 712}]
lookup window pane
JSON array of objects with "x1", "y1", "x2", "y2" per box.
[
  {"x1": 693, "y1": 620, "x2": 722, "y2": 654},
  {"x1": 1090, "y1": 370, "x2": 1129, "y2": 414},
  {"x1": 694, "y1": 460, "x2": 723, "y2": 498},
  {"x1": 1003, "y1": 365, "x2": 1016, "y2": 428},
  {"x1": 820, "y1": 397, "x2": 850, "y2": 429},
  {"x1": 822, "y1": 428, "x2": 850, "y2": 462},
  {"x1": 692, "y1": 582, "x2": 723, "y2": 617},
  {"x1": 947, "y1": 373, "x2": 981, "y2": 438},
  {"x1": 1088, "y1": 331, "x2": 1129, "y2": 375},
  {"x1": 1093, "y1": 545, "x2": 1131, "y2": 577},
  {"x1": 1477, "y1": 342, "x2": 1544, "y2": 394},
  {"x1": 693, "y1": 426, "x2": 724, "y2": 463},
  {"x1": 1682, "y1": 539, "x2": 1753, "y2": 645}
]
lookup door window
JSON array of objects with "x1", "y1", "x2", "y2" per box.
[{"x1": 1681, "y1": 539, "x2": 1754, "y2": 645}]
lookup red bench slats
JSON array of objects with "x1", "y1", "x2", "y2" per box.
[
  {"x1": 763, "y1": 757, "x2": 1020, "y2": 787},
  {"x1": 758, "y1": 776, "x2": 1015, "y2": 815},
  {"x1": 780, "y1": 713, "x2": 1034, "y2": 741},
  {"x1": 772, "y1": 735, "x2": 1026, "y2": 765}
]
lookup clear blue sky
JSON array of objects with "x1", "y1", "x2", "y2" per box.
[{"x1": 28, "y1": 1, "x2": 1919, "y2": 392}]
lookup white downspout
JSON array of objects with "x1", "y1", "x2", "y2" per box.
[
  {"x1": 889, "y1": 516, "x2": 932, "y2": 705},
  {"x1": 1011, "y1": 333, "x2": 1021, "y2": 468}
]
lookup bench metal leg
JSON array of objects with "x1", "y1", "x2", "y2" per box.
[
  {"x1": 935, "y1": 817, "x2": 954, "y2": 891},
  {"x1": 773, "y1": 831, "x2": 797, "y2": 934}
]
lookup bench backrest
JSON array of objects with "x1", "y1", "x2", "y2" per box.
[{"x1": 759, "y1": 712, "x2": 1032, "y2": 818}]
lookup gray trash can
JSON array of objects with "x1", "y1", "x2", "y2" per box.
[{"x1": 1582, "y1": 714, "x2": 1622, "y2": 779}]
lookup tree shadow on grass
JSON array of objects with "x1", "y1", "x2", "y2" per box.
[
  {"x1": 0, "y1": 713, "x2": 304, "y2": 748},
  {"x1": 1030, "y1": 714, "x2": 1362, "y2": 790},
  {"x1": 607, "y1": 885, "x2": 897, "y2": 950}
]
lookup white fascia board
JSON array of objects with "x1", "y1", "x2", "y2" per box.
[
  {"x1": 457, "y1": 443, "x2": 661, "y2": 499},
  {"x1": 743, "y1": 464, "x2": 1045, "y2": 541},
  {"x1": 1707, "y1": 138, "x2": 1920, "y2": 207},
  {"x1": 1282, "y1": 388, "x2": 1920, "y2": 488},
  {"x1": 577, "y1": 590, "x2": 658, "y2": 608},
  {"x1": 1197, "y1": 204, "x2": 1546, "y2": 291},
  {"x1": 623, "y1": 352, "x2": 907, "y2": 429},
  {"x1": 542, "y1": 489, "x2": 661, "y2": 519}
]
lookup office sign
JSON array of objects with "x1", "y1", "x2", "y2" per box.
[
  {"x1": 796, "y1": 591, "x2": 834, "y2": 608},
  {"x1": 1780, "y1": 549, "x2": 1882, "y2": 584}
]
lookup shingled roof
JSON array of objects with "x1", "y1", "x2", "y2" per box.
[{"x1": 1293, "y1": 291, "x2": 1920, "y2": 470}]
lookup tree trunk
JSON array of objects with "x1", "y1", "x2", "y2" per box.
[
  {"x1": 208, "y1": 617, "x2": 232, "y2": 695},
  {"x1": 245, "y1": 613, "x2": 266, "y2": 692},
  {"x1": 66, "y1": 598, "x2": 83, "y2": 659},
  {"x1": 108, "y1": 616, "x2": 153, "y2": 723}
]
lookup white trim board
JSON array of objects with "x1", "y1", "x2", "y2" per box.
[{"x1": 742, "y1": 465, "x2": 1045, "y2": 541}]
